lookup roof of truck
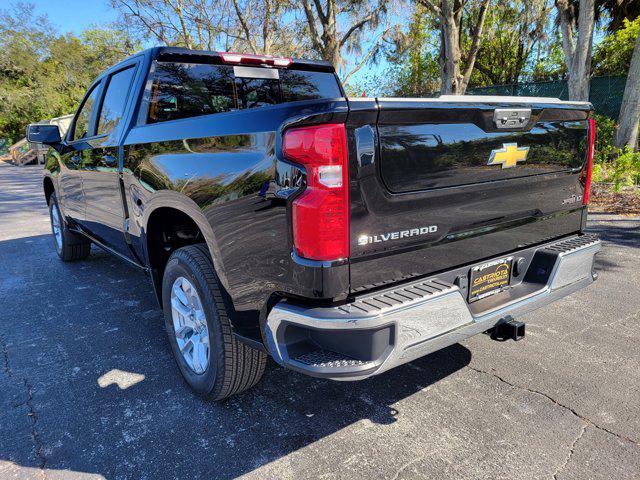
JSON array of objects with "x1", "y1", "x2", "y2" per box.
[{"x1": 105, "y1": 46, "x2": 336, "y2": 76}]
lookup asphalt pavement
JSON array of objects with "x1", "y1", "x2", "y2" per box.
[{"x1": 1, "y1": 162, "x2": 639, "y2": 479}]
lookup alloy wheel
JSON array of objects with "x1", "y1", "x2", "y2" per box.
[
  {"x1": 170, "y1": 276, "x2": 210, "y2": 374},
  {"x1": 51, "y1": 204, "x2": 63, "y2": 252}
]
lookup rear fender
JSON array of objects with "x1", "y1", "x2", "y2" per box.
[{"x1": 140, "y1": 191, "x2": 229, "y2": 298}]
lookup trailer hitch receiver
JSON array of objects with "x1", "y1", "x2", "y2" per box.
[{"x1": 490, "y1": 316, "x2": 525, "y2": 341}]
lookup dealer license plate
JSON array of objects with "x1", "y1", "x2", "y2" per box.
[{"x1": 468, "y1": 257, "x2": 513, "y2": 302}]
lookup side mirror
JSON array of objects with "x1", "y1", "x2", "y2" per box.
[{"x1": 26, "y1": 124, "x2": 62, "y2": 146}]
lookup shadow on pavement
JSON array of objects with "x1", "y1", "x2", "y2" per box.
[
  {"x1": 0, "y1": 233, "x2": 472, "y2": 479},
  {"x1": 586, "y1": 220, "x2": 640, "y2": 249}
]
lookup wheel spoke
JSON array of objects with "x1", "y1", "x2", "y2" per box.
[
  {"x1": 172, "y1": 282, "x2": 190, "y2": 307},
  {"x1": 192, "y1": 335, "x2": 209, "y2": 373},
  {"x1": 174, "y1": 325, "x2": 191, "y2": 340},
  {"x1": 170, "y1": 297, "x2": 192, "y2": 320},
  {"x1": 182, "y1": 277, "x2": 196, "y2": 303},
  {"x1": 180, "y1": 338, "x2": 194, "y2": 357},
  {"x1": 195, "y1": 309, "x2": 206, "y2": 326}
]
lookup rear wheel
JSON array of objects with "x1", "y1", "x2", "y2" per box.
[
  {"x1": 49, "y1": 193, "x2": 91, "y2": 261},
  {"x1": 162, "y1": 244, "x2": 266, "y2": 400}
]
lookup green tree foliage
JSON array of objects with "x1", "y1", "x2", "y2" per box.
[
  {"x1": 343, "y1": 4, "x2": 440, "y2": 97},
  {"x1": 471, "y1": 0, "x2": 552, "y2": 87},
  {"x1": 380, "y1": 1, "x2": 560, "y2": 94},
  {"x1": 0, "y1": 3, "x2": 138, "y2": 144},
  {"x1": 529, "y1": 36, "x2": 567, "y2": 82},
  {"x1": 377, "y1": 1, "x2": 639, "y2": 95},
  {"x1": 593, "y1": 145, "x2": 640, "y2": 190},
  {"x1": 592, "y1": 113, "x2": 640, "y2": 190},
  {"x1": 597, "y1": 0, "x2": 640, "y2": 33},
  {"x1": 593, "y1": 17, "x2": 640, "y2": 76},
  {"x1": 394, "y1": 8, "x2": 440, "y2": 95},
  {"x1": 387, "y1": 5, "x2": 440, "y2": 95}
]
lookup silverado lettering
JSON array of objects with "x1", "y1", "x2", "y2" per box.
[{"x1": 357, "y1": 226, "x2": 438, "y2": 246}]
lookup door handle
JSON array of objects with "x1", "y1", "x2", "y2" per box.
[{"x1": 102, "y1": 155, "x2": 117, "y2": 167}]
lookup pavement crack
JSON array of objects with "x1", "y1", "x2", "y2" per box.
[
  {"x1": 1, "y1": 334, "x2": 13, "y2": 377},
  {"x1": 552, "y1": 423, "x2": 587, "y2": 480},
  {"x1": 466, "y1": 365, "x2": 638, "y2": 446},
  {"x1": 390, "y1": 455, "x2": 425, "y2": 480},
  {"x1": 24, "y1": 379, "x2": 47, "y2": 473},
  {"x1": 0, "y1": 336, "x2": 46, "y2": 476}
]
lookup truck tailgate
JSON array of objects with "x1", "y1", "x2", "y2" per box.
[{"x1": 347, "y1": 96, "x2": 592, "y2": 292}]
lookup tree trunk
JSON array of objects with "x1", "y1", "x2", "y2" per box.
[
  {"x1": 567, "y1": 70, "x2": 590, "y2": 101},
  {"x1": 567, "y1": 0, "x2": 594, "y2": 101},
  {"x1": 323, "y1": 34, "x2": 341, "y2": 69},
  {"x1": 171, "y1": 0, "x2": 193, "y2": 49},
  {"x1": 323, "y1": 0, "x2": 342, "y2": 68},
  {"x1": 460, "y1": 0, "x2": 489, "y2": 92},
  {"x1": 302, "y1": 0, "x2": 342, "y2": 68},
  {"x1": 428, "y1": 0, "x2": 488, "y2": 95},
  {"x1": 615, "y1": 31, "x2": 640, "y2": 150},
  {"x1": 302, "y1": 0, "x2": 387, "y2": 75},
  {"x1": 440, "y1": 5, "x2": 462, "y2": 94},
  {"x1": 557, "y1": 0, "x2": 595, "y2": 101}
]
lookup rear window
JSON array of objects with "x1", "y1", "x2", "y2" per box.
[{"x1": 147, "y1": 62, "x2": 341, "y2": 124}]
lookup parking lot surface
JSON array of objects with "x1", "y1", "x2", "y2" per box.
[{"x1": 1, "y1": 162, "x2": 639, "y2": 479}]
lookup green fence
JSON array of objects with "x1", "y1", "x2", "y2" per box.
[{"x1": 466, "y1": 75, "x2": 627, "y2": 119}]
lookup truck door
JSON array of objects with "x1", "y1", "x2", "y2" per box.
[
  {"x1": 78, "y1": 63, "x2": 138, "y2": 259},
  {"x1": 58, "y1": 82, "x2": 103, "y2": 224}
]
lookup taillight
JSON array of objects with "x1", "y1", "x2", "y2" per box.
[
  {"x1": 582, "y1": 117, "x2": 596, "y2": 205},
  {"x1": 283, "y1": 124, "x2": 349, "y2": 261},
  {"x1": 218, "y1": 52, "x2": 292, "y2": 67}
]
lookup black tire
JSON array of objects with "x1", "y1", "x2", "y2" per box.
[
  {"x1": 49, "y1": 193, "x2": 91, "y2": 262},
  {"x1": 162, "y1": 244, "x2": 266, "y2": 400}
]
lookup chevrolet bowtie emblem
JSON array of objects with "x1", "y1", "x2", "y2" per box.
[{"x1": 487, "y1": 143, "x2": 529, "y2": 169}]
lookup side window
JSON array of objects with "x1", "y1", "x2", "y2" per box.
[
  {"x1": 97, "y1": 66, "x2": 136, "y2": 136},
  {"x1": 72, "y1": 84, "x2": 100, "y2": 141},
  {"x1": 148, "y1": 62, "x2": 235, "y2": 123}
]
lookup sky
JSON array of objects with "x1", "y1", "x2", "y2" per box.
[{"x1": 28, "y1": 0, "x2": 119, "y2": 35}]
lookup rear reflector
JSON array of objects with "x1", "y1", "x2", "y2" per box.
[
  {"x1": 218, "y1": 52, "x2": 292, "y2": 67},
  {"x1": 582, "y1": 117, "x2": 596, "y2": 205},
  {"x1": 283, "y1": 124, "x2": 349, "y2": 261}
]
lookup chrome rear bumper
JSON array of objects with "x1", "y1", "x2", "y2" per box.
[{"x1": 265, "y1": 234, "x2": 600, "y2": 380}]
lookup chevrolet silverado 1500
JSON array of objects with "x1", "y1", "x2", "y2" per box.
[{"x1": 27, "y1": 47, "x2": 600, "y2": 399}]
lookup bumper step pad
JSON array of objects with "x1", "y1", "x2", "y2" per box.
[
  {"x1": 337, "y1": 279, "x2": 456, "y2": 316},
  {"x1": 544, "y1": 233, "x2": 600, "y2": 254},
  {"x1": 294, "y1": 349, "x2": 370, "y2": 369}
]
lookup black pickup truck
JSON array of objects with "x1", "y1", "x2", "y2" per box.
[{"x1": 28, "y1": 47, "x2": 601, "y2": 400}]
